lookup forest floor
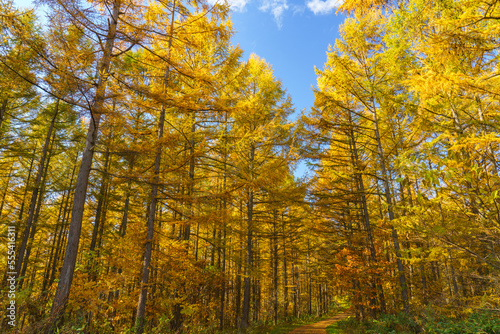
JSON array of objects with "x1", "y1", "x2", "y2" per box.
[{"x1": 287, "y1": 312, "x2": 351, "y2": 334}]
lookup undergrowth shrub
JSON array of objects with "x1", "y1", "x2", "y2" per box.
[
  {"x1": 424, "y1": 311, "x2": 500, "y2": 334},
  {"x1": 331, "y1": 309, "x2": 500, "y2": 334}
]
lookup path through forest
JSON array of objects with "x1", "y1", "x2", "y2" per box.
[{"x1": 288, "y1": 312, "x2": 351, "y2": 333}]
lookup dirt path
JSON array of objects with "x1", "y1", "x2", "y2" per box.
[{"x1": 288, "y1": 312, "x2": 351, "y2": 334}]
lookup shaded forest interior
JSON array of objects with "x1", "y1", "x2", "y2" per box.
[{"x1": 1, "y1": 0, "x2": 499, "y2": 333}]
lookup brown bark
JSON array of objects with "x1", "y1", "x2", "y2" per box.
[
  {"x1": 49, "y1": 159, "x2": 77, "y2": 289},
  {"x1": 272, "y1": 211, "x2": 279, "y2": 324},
  {"x1": 135, "y1": 2, "x2": 176, "y2": 332},
  {"x1": 135, "y1": 100, "x2": 164, "y2": 334},
  {"x1": 240, "y1": 185, "x2": 254, "y2": 331},
  {"x1": 119, "y1": 156, "x2": 135, "y2": 237},
  {"x1": 16, "y1": 100, "x2": 59, "y2": 283},
  {"x1": 48, "y1": 1, "x2": 121, "y2": 326},
  {"x1": 283, "y1": 219, "x2": 289, "y2": 319},
  {"x1": 371, "y1": 105, "x2": 410, "y2": 313},
  {"x1": 0, "y1": 165, "x2": 13, "y2": 218},
  {"x1": 16, "y1": 147, "x2": 37, "y2": 228},
  {"x1": 89, "y1": 147, "x2": 111, "y2": 253},
  {"x1": 0, "y1": 98, "x2": 7, "y2": 133},
  {"x1": 19, "y1": 128, "x2": 56, "y2": 289},
  {"x1": 219, "y1": 113, "x2": 228, "y2": 330},
  {"x1": 347, "y1": 109, "x2": 386, "y2": 315}
]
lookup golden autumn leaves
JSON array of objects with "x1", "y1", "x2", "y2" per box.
[{"x1": 1, "y1": 0, "x2": 499, "y2": 332}]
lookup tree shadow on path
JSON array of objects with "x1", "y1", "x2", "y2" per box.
[{"x1": 288, "y1": 312, "x2": 351, "y2": 334}]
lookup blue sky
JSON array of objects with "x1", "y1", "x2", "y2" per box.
[{"x1": 227, "y1": 0, "x2": 345, "y2": 116}]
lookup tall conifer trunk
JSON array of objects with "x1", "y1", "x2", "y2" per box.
[
  {"x1": 19, "y1": 127, "x2": 56, "y2": 289},
  {"x1": 48, "y1": 1, "x2": 121, "y2": 327},
  {"x1": 240, "y1": 142, "x2": 255, "y2": 331},
  {"x1": 17, "y1": 100, "x2": 59, "y2": 282},
  {"x1": 347, "y1": 109, "x2": 386, "y2": 314},
  {"x1": 219, "y1": 110, "x2": 228, "y2": 330},
  {"x1": 135, "y1": 1, "x2": 176, "y2": 332},
  {"x1": 371, "y1": 105, "x2": 410, "y2": 314}
]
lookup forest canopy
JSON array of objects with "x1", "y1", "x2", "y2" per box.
[{"x1": 0, "y1": 0, "x2": 499, "y2": 333}]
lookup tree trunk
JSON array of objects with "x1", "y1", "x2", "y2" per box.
[
  {"x1": 219, "y1": 112, "x2": 228, "y2": 330},
  {"x1": 89, "y1": 147, "x2": 110, "y2": 253},
  {"x1": 42, "y1": 191, "x2": 66, "y2": 293},
  {"x1": 371, "y1": 105, "x2": 410, "y2": 314},
  {"x1": 135, "y1": 91, "x2": 164, "y2": 334},
  {"x1": 19, "y1": 128, "x2": 56, "y2": 289},
  {"x1": 48, "y1": 159, "x2": 77, "y2": 289},
  {"x1": 240, "y1": 187, "x2": 254, "y2": 331},
  {"x1": 0, "y1": 98, "x2": 7, "y2": 133},
  {"x1": 347, "y1": 110, "x2": 386, "y2": 315},
  {"x1": 119, "y1": 154, "x2": 135, "y2": 238},
  {"x1": 0, "y1": 165, "x2": 13, "y2": 216},
  {"x1": 273, "y1": 211, "x2": 279, "y2": 324},
  {"x1": 189, "y1": 115, "x2": 196, "y2": 259},
  {"x1": 282, "y1": 218, "x2": 289, "y2": 319},
  {"x1": 16, "y1": 147, "x2": 37, "y2": 228},
  {"x1": 136, "y1": 2, "x2": 176, "y2": 332},
  {"x1": 48, "y1": 1, "x2": 121, "y2": 327},
  {"x1": 17, "y1": 100, "x2": 59, "y2": 283}
]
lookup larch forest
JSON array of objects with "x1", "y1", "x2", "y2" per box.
[{"x1": 0, "y1": 0, "x2": 499, "y2": 333}]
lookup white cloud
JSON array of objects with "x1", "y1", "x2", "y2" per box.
[
  {"x1": 292, "y1": 5, "x2": 306, "y2": 15},
  {"x1": 259, "y1": 0, "x2": 289, "y2": 28},
  {"x1": 207, "y1": 0, "x2": 251, "y2": 12},
  {"x1": 306, "y1": 0, "x2": 342, "y2": 14}
]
